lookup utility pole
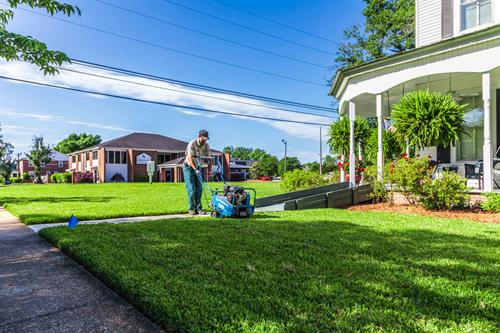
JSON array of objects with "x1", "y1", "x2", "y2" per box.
[
  {"x1": 281, "y1": 139, "x2": 287, "y2": 174},
  {"x1": 319, "y1": 127, "x2": 323, "y2": 176}
]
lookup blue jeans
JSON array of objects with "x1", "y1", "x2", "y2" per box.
[{"x1": 183, "y1": 164, "x2": 203, "y2": 211}]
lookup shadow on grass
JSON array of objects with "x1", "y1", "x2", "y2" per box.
[{"x1": 40, "y1": 217, "x2": 500, "y2": 332}]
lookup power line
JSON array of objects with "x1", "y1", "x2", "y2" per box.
[
  {"x1": 0, "y1": 75, "x2": 331, "y2": 126},
  {"x1": 57, "y1": 66, "x2": 336, "y2": 118},
  {"x1": 161, "y1": 0, "x2": 335, "y2": 56},
  {"x1": 96, "y1": 0, "x2": 328, "y2": 69},
  {"x1": 70, "y1": 58, "x2": 335, "y2": 112},
  {"x1": 212, "y1": 0, "x2": 337, "y2": 44},
  {"x1": 8, "y1": 5, "x2": 325, "y2": 87}
]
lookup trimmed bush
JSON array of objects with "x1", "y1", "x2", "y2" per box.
[
  {"x1": 420, "y1": 172, "x2": 470, "y2": 211},
  {"x1": 9, "y1": 177, "x2": 22, "y2": 183},
  {"x1": 281, "y1": 169, "x2": 328, "y2": 192},
  {"x1": 50, "y1": 172, "x2": 72, "y2": 183},
  {"x1": 386, "y1": 157, "x2": 433, "y2": 205},
  {"x1": 481, "y1": 193, "x2": 500, "y2": 212},
  {"x1": 22, "y1": 172, "x2": 31, "y2": 182}
]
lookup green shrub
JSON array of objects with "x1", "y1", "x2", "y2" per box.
[
  {"x1": 281, "y1": 169, "x2": 328, "y2": 192},
  {"x1": 50, "y1": 172, "x2": 72, "y2": 183},
  {"x1": 386, "y1": 157, "x2": 433, "y2": 205},
  {"x1": 22, "y1": 172, "x2": 31, "y2": 182},
  {"x1": 9, "y1": 177, "x2": 22, "y2": 183},
  {"x1": 420, "y1": 172, "x2": 469, "y2": 211},
  {"x1": 370, "y1": 180, "x2": 390, "y2": 203},
  {"x1": 481, "y1": 193, "x2": 500, "y2": 212}
]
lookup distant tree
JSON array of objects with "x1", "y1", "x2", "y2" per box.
[
  {"x1": 26, "y1": 136, "x2": 53, "y2": 183},
  {"x1": 250, "y1": 148, "x2": 271, "y2": 161},
  {"x1": 250, "y1": 155, "x2": 279, "y2": 178},
  {"x1": 0, "y1": 125, "x2": 15, "y2": 182},
  {"x1": 55, "y1": 133, "x2": 101, "y2": 154},
  {"x1": 223, "y1": 146, "x2": 255, "y2": 160},
  {"x1": 303, "y1": 161, "x2": 320, "y2": 173},
  {"x1": 0, "y1": 0, "x2": 80, "y2": 75},
  {"x1": 278, "y1": 157, "x2": 301, "y2": 176},
  {"x1": 334, "y1": 0, "x2": 415, "y2": 69}
]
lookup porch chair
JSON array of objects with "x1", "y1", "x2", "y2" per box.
[{"x1": 464, "y1": 163, "x2": 482, "y2": 190}]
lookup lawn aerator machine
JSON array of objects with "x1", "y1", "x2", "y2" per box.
[{"x1": 196, "y1": 157, "x2": 256, "y2": 218}]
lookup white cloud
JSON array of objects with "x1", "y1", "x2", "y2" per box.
[
  {"x1": 0, "y1": 60, "x2": 335, "y2": 140},
  {"x1": 0, "y1": 108, "x2": 61, "y2": 121}
]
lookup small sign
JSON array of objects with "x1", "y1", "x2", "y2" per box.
[
  {"x1": 146, "y1": 161, "x2": 155, "y2": 175},
  {"x1": 136, "y1": 153, "x2": 151, "y2": 165},
  {"x1": 147, "y1": 161, "x2": 155, "y2": 184}
]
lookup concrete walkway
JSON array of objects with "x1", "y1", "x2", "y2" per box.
[
  {"x1": 29, "y1": 213, "x2": 191, "y2": 233},
  {"x1": 0, "y1": 208, "x2": 164, "y2": 333}
]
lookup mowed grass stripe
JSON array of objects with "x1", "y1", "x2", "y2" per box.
[
  {"x1": 40, "y1": 209, "x2": 500, "y2": 332},
  {"x1": 0, "y1": 182, "x2": 282, "y2": 224}
]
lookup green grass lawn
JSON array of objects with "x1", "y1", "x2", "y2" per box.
[
  {"x1": 0, "y1": 182, "x2": 282, "y2": 224},
  {"x1": 40, "y1": 209, "x2": 499, "y2": 332}
]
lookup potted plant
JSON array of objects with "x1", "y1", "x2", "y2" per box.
[{"x1": 341, "y1": 157, "x2": 365, "y2": 184}]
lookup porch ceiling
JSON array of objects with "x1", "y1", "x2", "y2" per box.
[{"x1": 350, "y1": 71, "x2": 493, "y2": 118}]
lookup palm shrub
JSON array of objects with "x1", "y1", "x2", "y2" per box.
[
  {"x1": 364, "y1": 128, "x2": 405, "y2": 164},
  {"x1": 391, "y1": 91, "x2": 466, "y2": 149},
  {"x1": 328, "y1": 116, "x2": 370, "y2": 156}
]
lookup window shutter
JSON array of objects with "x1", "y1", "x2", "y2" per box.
[{"x1": 441, "y1": 0, "x2": 454, "y2": 38}]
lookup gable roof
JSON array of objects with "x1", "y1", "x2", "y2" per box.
[
  {"x1": 96, "y1": 132, "x2": 189, "y2": 151},
  {"x1": 70, "y1": 132, "x2": 222, "y2": 154}
]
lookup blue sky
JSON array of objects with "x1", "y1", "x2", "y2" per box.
[{"x1": 0, "y1": 0, "x2": 364, "y2": 162}]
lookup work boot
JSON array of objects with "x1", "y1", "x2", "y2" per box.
[{"x1": 188, "y1": 210, "x2": 197, "y2": 216}]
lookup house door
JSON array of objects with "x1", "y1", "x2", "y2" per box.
[{"x1": 437, "y1": 146, "x2": 450, "y2": 163}]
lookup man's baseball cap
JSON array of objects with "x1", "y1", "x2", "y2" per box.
[{"x1": 199, "y1": 129, "x2": 209, "y2": 139}]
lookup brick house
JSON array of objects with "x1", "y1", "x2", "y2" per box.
[
  {"x1": 68, "y1": 132, "x2": 230, "y2": 183},
  {"x1": 17, "y1": 151, "x2": 69, "y2": 179}
]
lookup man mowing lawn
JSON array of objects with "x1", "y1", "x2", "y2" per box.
[{"x1": 183, "y1": 129, "x2": 211, "y2": 216}]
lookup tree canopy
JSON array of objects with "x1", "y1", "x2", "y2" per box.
[
  {"x1": 335, "y1": 0, "x2": 415, "y2": 69},
  {"x1": 55, "y1": 133, "x2": 102, "y2": 154},
  {"x1": 26, "y1": 136, "x2": 53, "y2": 183},
  {"x1": 0, "y1": 124, "x2": 15, "y2": 181},
  {"x1": 0, "y1": 0, "x2": 80, "y2": 74}
]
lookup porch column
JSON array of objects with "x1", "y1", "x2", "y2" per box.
[
  {"x1": 349, "y1": 101, "x2": 356, "y2": 187},
  {"x1": 482, "y1": 72, "x2": 493, "y2": 192},
  {"x1": 376, "y1": 94, "x2": 384, "y2": 181}
]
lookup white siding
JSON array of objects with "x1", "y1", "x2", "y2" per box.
[{"x1": 416, "y1": 0, "x2": 442, "y2": 48}]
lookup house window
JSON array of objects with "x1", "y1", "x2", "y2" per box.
[
  {"x1": 28, "y1": 160, "x2": 33, "y2": 167},
  {"x1": 58, "y1": 161, "x2": 64, "y2": 168},
  {"x1": 157, "y1": 153, "x2": 172, "y2": 164},
  {"x1": 92, "y1": 151, "x2": 98, "y2": 160},
  {"x1": 458, "y1": 96, "x2": 483, "y2": 161},
  {"x1": 461, "y1": 0, "x2": 492, "y2": 31},
  {"x1": 86, "y1": 152, "x2": 90, "y2": 160},
  {"x1": 77, "y1": 155, "x2": 81, "y2": 162},
  {"x1": 106, "y1": 150, "x2": 127, "y2": 164},
  {"x1": 71, "y1": 156, "x2": 76, "y2": 163}
]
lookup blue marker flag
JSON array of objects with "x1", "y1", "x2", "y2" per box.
[{"x1": 68, "y1": 215, "x2": 79, "y2": 229}]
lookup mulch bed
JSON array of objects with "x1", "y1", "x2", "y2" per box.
[{"x1": 349, "y1": 203, "x2": 500, "y2": 224}]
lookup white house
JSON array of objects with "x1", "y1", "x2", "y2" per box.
[{"x1": 330, "y1": 0, "x2": 500, "y2": 192}]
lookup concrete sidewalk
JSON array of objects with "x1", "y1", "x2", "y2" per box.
[
  {"x1": 0, "y1": 208, "x2": 164, "y2": 333},
  {"x1": 29, "y1": 213, "x2": 192, "y2": 233}
]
